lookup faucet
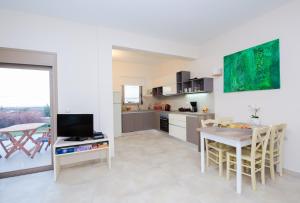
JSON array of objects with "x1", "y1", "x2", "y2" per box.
[{"x1": 137, "y1": 104, "x2": 141, "y2": 111}]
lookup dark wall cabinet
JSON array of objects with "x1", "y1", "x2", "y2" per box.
[
  {"x1": 152, "y1": 87, "x2": 163, "y2": 97},
  {"x1": 177, "y1": 71, "x2": 191, "y2": 93},
  {"x1": 122, "y1": 112, "x2": 155, "y2": 133},
  {"x1": 191, "y1": 78, "x2": 213, "y2": 93},
  {"x1": 176, "y1": 71, "x2": 213, "y2": 94},
  {"x1": 152, "y1": 71, "x2": 213, "y2": 97}
]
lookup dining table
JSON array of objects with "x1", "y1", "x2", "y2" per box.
[
  {"x1": 0, "y1": 123, "x2": 47, "y2": 159},
  {"x1": 199, "y1": 126, "x2": 254, "y2": 194}
]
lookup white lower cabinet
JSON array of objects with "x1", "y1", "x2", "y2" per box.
[
  {"x1": 169, "y1": 114, "x2": 187, "y2": 141},
  {"x1": 169, "y1": 124, "x2": 186, "y2": 141}
]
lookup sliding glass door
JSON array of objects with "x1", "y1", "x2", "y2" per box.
[{"x1": 0, "y1": 67, "x2": 52, "y2": 177}]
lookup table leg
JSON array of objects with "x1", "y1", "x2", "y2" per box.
[
  {"x1": 236, "y1": 144, "x2": 242, "y2": 194},
  {"x1": 54, "y1": 154, "x2": 60, "y2": 181},
  {"x1": 4, "y1": 133, "x2": 20, "y2": 158},
  {"x1": 18, "y1": 133, "x2": 32, "y2": 157},
  {"x1": 24, "y1": 129, "x2": 41, "y2": 158},
  {"x1": 13, "y1": 131, "x2": 33, "y2": 157},
  {"x1": 201, "y1": 135, "x2": 205, "y2": 173},
  {"x1": 0, "y1": 140, "x2": 9, "y2": 154}
]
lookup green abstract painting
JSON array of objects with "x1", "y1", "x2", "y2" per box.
[{"x1": 224, "y1": 39, "x2": 280, "y2": 93}]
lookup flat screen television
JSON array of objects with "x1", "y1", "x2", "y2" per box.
[{"x1": 57, "y1": 114, "x2": 93, "y2": 141}]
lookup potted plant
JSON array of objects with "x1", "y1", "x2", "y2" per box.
[{"x1": 248, "y1": 105, "x2": 261, "y2": 125}]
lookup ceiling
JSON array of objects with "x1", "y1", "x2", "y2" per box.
[
  {"x1": 112, "y1": 47, "x2": 192, "y2": 65},
  {"x1": 0, "y1": 0, "x2": 291, "y2": 46}
]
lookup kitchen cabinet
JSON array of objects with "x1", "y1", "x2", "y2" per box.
[
  {"x1": 169, "y1": 124, "x2": 186, "y2": 141},
  {"x1": 122, "y1": 113, "x2": 134, "y2": 133},
  {"x1": 122, "y1": 111, "x2": 155, "y2": 133},
  {"x1": 144, "y1": 112, "x2": 155, "y2": 130},
  {"x1": 169, "y1": 114, "x2": 187, "y2": 141},
  {"x1": 154, "y1": 111, "x2": 160, "y2": 130},
  {"x1": 186, "y1": 114, "x2": 215, "y2": 151},
  {"x1": 122, "y1": 111, "x2": 215, "y2": 150},
  {"x1": 152, "y1": 71, "x2": 213, "y2": 97},
  {"x1": 186, "y1": 116, "x2": 199, "y2": 145},
  {"x1": 162, "y1": 84, "x2": 177, "y2": 96},
  {"x1": 152, "y1": 87, "x2": 163, "y2": 97},
  {"x1": 191, "y1": 78, "x2": 213, "y2": 93},
  {"x1": 176, "y1": 71, "x2": 190, "y2": 94}
]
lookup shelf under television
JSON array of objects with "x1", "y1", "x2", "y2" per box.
[{"x1": 55, "y1": 146, "x2": 109, "y2": 157}]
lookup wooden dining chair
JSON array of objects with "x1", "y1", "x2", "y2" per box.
[
  {"x1": 265, "y1": 124, "x2": 287, "y2": 180},
  {"x1": 201, "y1": 119, "x2": 233, "y2": 176},
  {"x1": 216, "y1": 117, "x2": 234, "y2": 126},
  {"x1": 226, "y1": 127, "x2": 271, "y2": 190}
]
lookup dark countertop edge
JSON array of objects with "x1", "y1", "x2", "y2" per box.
[
  {"x1": 122, "y1": 110, "x2": 215, "y2": 116},
  {"x1": 121, "y1": 110, "x2": 156, "y2": 114}
]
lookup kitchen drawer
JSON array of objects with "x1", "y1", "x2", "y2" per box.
[
  {"x1": 169, "y1": 114, "x2": 186, "y2": 127},
  {"x1": 169, "y1": 124, "x2": 186, "y2": 141},
  {"x1": 169, "y1": 114, "x2": 186, "y2": 121},
  {"x1": 169, "y1": 120, "x2": 186, "y2": 128}
]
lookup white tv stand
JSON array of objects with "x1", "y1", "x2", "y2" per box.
[{"x1": 53, "y1": 137, "x2": 111, "y2": 181}]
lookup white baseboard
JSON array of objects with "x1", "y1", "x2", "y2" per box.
[{"x1": 283, "y1": 168, "x2": 300, "y2": 178}]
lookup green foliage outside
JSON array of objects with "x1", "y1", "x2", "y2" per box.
[{"x1": 43, "y1": 104, "x2": 51, "y2": 117}]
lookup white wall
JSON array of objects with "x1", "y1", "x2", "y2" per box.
[
  {"x1": 153, "y1": 94, "x2": 214, "y2": 113},
  {"x1": 190, "y1": 0, "x2": 300, "y2": 172},
  {"x1": 112, "y1": 60, "x2": 156, "y2": 111},
  {"x1": 0, "y1": 9, "x2": 198, "y2": 156},
  {"x1": 112, "y1": 61, "x2": 154, "y2": 93}
]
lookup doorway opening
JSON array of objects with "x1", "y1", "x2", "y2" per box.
[{"x1": 111, "y1": 46, "x2": 194, "y2": 136}]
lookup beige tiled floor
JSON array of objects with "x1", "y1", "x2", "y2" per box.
[{"x1": 0, "y1": 130, "x2": 299, "y2": 203}]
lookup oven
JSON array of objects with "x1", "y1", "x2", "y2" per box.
[{"x1": 160, "y1": 112, "x2": 169, "y2": 132}]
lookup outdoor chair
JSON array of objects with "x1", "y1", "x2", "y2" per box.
[
  {"x1": 36, "y1": 127, "x2": 51, "y2": 152},
  {"x1": 0, "y1": 133, "x2": 12, "y2": 158}
]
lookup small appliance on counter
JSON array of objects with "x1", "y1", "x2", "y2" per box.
[
  {"x1": 164, "y1": 104, "x2": 171, "y2": 111},
  {"x1": 178, "y1": 107, "x2": 192, "y2": 112},
  {"x1": 190, "y1": 101, "x2": 198, "y2": 112}
]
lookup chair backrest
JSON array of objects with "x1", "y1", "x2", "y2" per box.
[
  {"x1": 201, "y1": 119, "x2": 219, "y2": 128},
  {"x1": 270, "y1": 124, "x2": 287, "y2": 153},
  {"x1": 216, "y1": 117, "x2": 234, "y2": 126},
  {"x1": 251, "y1": 127, "x2": 271, "y2": 161}
]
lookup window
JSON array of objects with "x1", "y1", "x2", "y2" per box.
[{"x1": 123, "y1": 85, "x2": 142, "y2": 104}]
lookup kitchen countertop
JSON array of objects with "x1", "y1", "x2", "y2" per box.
[
  {"x1": 122, "y1": 110, "x2": 214, "y2": 117},
  {"x1": 167, "y1": 111, "x2": 214, "y2": 116},
  {"x1": 121, "y1": 110, "x2": 156, "y2": 114}
]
